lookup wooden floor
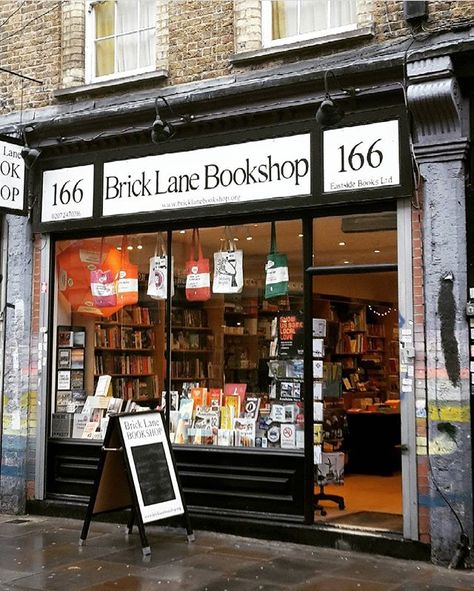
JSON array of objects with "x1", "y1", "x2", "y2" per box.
[{"x1": 314, "y1": 472, "x2": 403, "y2": 531}]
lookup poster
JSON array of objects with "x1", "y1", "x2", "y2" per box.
[
  {"x1": 119, "y1": 412, "x2": 184, "y2": 524},
  {"x1": 278, "y1": 314, "x2": 304, "y2": 358}
]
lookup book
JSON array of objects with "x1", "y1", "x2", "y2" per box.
[
  {"x1": 270, "y1": 404, "x2": 285, "y2": 422},
  {"x1": 224, "y1": 383, "x2": 247, "y2": 407},
  {"x1": 70, "y1": 370, "x2": 84, "y2": 390},
  {"x1": 51, "y1": 413, "x2": 72, "y2": 438},
  {"x1": 56, "y1": 390, "x2": 72, "y2": 411},
  {"x1": 190, "y1": 387, "x2": 207, "y2": 407},
  {"x1": 73, "y1": 330, "x2": 85, "y2": 347},
  {"x1": 208, "y1": 388, "x2": 223, "y2": 408},
  {"x1": 57, "y1": 370, "x2": 71, "y2": 390},
  {"x1": 58, "y1": 328, "x2": 73, "y2": 347},
  {"x1": 312, "y1": 338, "x2": 324, "y2": 358},
  {"x1": 217, "y1": 429, "x2": 233, "y2": 446},
  {"x1": 58, "y1": 349, "x2": 71, "y2": 369},
  {"x1": 178, "y1": 397, "x2": 194, "y2": 420},
  {"x1": 220, "y1": 405, "x2": 234, "y2": 430},
  {"x1": 72, "y1": 413, "x2": 88, "y2": 438},
  {"x1": 279, "y1": 381, "x2": 302, "y2": 401},
  {"x1": 233, "y1": 417, "x2": 255, "y2": 447},
  {"x1": 81, "y1": 421, "x2": 100, "y2": 439},
  {"x1": 224, "y1": 394, "x2": 241, "y2": 418},
  {"x1": 313, "y1": 401, "x2": 323, "y2": 422},
  {"x1": 107, "y1": 397, "x2": 123, "y2": 415},
  {"x1": 174, "y1": 418, "x2": 190, "y2": 444},
  {"x1": 95, "y1": 375, "x2": 112, "y2": 397},
  {"x1": 71, "y1": 348, "x2": 85, "y2": 369},
  {"x1": 243, "y1": 397, "x2": 260, "y2": 419}
]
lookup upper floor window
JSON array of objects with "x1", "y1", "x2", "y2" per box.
[
  {"x1": 262, "y1": 0, "x2": 357, "y2": 47},
  {"x1": 86, "y1": 0, "x2": 156, "y2": 82}
]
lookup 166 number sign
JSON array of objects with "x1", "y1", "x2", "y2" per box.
[
  {"x1": 323, "y1": 120, "x2": 399, "y2": 194},
  {"x1": 42, "y1": 165, "x2": 94, "y2": 222}
]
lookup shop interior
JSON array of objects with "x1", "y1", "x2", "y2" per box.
[{"x1": 53, "y1": 212, "x2": 401, "y2": 533}]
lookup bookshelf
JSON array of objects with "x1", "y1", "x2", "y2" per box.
[{"x1": 94, "y1": 305, "x2": 160, "y2": 401}]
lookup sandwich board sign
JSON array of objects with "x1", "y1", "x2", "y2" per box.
[{"x1": 79, "y1": 410, "x2": 193, "y2": 555}]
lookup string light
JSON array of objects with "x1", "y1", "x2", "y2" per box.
[{"x1": 368, "y1": 304, "x2": 393, "y2": 317}]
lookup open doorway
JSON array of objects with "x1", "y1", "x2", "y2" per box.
[{"x1": 311, "y1": 212, "x2": 402, "y2": 533}]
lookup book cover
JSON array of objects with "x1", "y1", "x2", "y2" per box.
[
  {"x1": 283, "y1": 404, "x2": 296, "y2": 423},
  {"x1": 270, "y1": 404, "x2": 285, "y2": 422},
  {"x1": 81, "y1": 421, "x2": 100, "y2": 439},
  {"x1": 278, "y1": 314, "x2": 304, "y2": 358},
  {"x1": 58, "y1": 328, "x2": 74, "y2": 347},
  {"x1": 190, "y1": 387, "x2": 207, "y2": 407},
  {"x1": 313, "y1": 381, "x2": 323, "y2": 401},
  {"x1": 313, "y1": 423, "x2": 323, "y2": 445},
  {"x1": 73, "y1": 330, "x2": 86, "y2": 347},
  {"x1": 72, "y1": 413, "x2": 89, "y2": 438},
  {"x1": 174, "y1": 418, "x2": 190, "y2": 444},
  {"x1": 312, "y1": 338, "x2": 324, "y2": 358},
  {"x1": 70, "y1": 370, "x2": 84, "y2": 390},
  {"x1": 95, "y1": 375, "x2": 112, "y2": 397},
  {"x1": 217, "y1": 429, "x2": 233, "y2": 446},
  {"x1": 313, "y1": 401, "x2": 323, "y2": 422},
  {"x1": 243, "y1": 397, "x2": 260, "y2": 419},
  {"x1": 178, "y1": 397, "x2": 194, "y2": 420},
  {"x1": 71, "y1": 348, "x2": 85, "y2": 369},
  {"x1": 233, "y1": 417, "x2": 256, "y2": 447},
  {"x1": 58, "y1": 349, "x2": 71, "y2": 369},
  {"x1": 279, "y1": 380, "x2": 302, "y2": 401},
  {"x1": 224, "y1": 393, "x2": 241, "y2": 418},
  {"x1": 56, "y1": 390, "x2": 72, "y2": 411},
  {"x1": 224, "y1": 383, "x2": 247, "y2": 406},
  {"x1": 51, "y1": 413, "x2": 72, "y2": 438},
  {"x1": 107, "y1": 397, "x2": 123, "y2": 414},
  {"x1": 220, "y1": 405, "x2": 234, "y2": 430},
  {"x1": 208, "y1": 388, "x2": 223, "y2": 408},
  {"x1": 57, "y1": 370, "x2": 71, "y2": 391}
]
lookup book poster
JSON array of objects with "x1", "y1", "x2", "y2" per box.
[
  {"x1": 278, "y1": 314, "x2": 304, "y2": 358},
  {"x1": 58, "y1": 349, "x2": 71, "y2": 369},
  {"x1": 119, "y1": 412, "x2": 184, "y2": 524}
]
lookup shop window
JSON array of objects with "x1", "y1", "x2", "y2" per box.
[
  {"x1": 51, "y1": 221, "x2": 304, "y2": 451},
  {"x1": 262, "y1": 0, "x2": 357, "y2": 47},
  {"x1": 86, "y1": 0, "x2": 156, "y2": 82}
]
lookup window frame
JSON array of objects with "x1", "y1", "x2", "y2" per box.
[
  {"x1": 261, "y1": 0, "x2": 358, "y2": 49},
  {"x1": 85, "y1": 0, "x2": 156, "y2": 84}
]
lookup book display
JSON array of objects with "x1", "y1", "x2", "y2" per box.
[{"x1": 52, "y1": 326, "x2": 87, "y2": 438}]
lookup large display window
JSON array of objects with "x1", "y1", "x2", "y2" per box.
[{"x1": 51, "y1": 220, "x2": 304, "y2": 450}]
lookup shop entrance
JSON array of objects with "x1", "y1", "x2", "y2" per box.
[{"x1": 309, "y1": 212, "x2": 403, "y2": 533}]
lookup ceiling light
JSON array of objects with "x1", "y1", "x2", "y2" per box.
[
  {"x1": 343, "y1": 260, "x2": 350, "y2": 264},
  {"x1": 246, "y1": 235, "x2": 253, "y2": 241},
  {"x1": 137, "y1": 244, "x2": 143, "y2": 250},
  {"x1": 374, "y1": 249, "x2": 381, "y2": 253},
  {"x1": 179, "y1": 230, "x2": 186, "y2": 234},
  {"x1": 127, "y1": 245, "x2": 133, "y2": 250},
  {"x1": 298, "y1": 233, "x2": 303, "y2": 238},
  {"x1": 338, "y1": 241, "x2": 346, "y2": 246},
  {"x1": 117, "y1": 246, "x2": 122, "y2": 251}
]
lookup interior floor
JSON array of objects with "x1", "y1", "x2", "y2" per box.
[{"x1": 314, "y1": 472, "x2": 403, "y2": 533}]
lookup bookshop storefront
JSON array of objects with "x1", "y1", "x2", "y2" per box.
[{"x1": 33, "y1": 106, "x2": 420, "y2": 552}]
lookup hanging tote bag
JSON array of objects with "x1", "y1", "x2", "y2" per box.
[
  {"x1": 147, "y1": 233, "x2": 174, "y2": 300},
  {"x1": 115, "y1": 236, "x2": 138, "y2": 307},
  {"x1": 212, "y1": 228, "x2": 244, "y2": 294},
  {"x1": 185, "y1": 228, "x2": 211, "y2": 301},
  {"x1": 264, "y1": 221, "x2": 289, "y2": 299},
  {"x1": 90, "y1": 238, "x2": 118, "y2": 308}
]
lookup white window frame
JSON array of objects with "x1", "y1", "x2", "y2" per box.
[
  {"x1": 85, "y1": 0, "x2": 156, "y2": 84},
  {"x1": 261, "y1": 0, "x2": 358, "y2": 48}
]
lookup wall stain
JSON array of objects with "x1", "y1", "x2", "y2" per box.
[{"x1": 437, "y1": 278, "x2": 460, "y2": 387}]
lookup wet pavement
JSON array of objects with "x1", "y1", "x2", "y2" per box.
[{"x1": 0, "y1": 514, "x2": 473, "y2": 590}]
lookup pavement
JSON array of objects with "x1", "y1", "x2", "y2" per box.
[{"x1": 0, "y1": 514, "x2": 473, "y2": 590}]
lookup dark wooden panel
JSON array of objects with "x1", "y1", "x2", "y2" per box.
[
  {"x1": 47, "y1": 441, "x2": 305, "y2": 519},
  {"x1": 175, "y1": 447, "x2": 305, "y2": 518}
]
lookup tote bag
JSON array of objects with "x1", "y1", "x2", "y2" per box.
[
  {"x1": 185, "y1": 229, "x2": 211, "y2": 301},
  {"x1": 147, "y1": 233, "x2": 174, "y2": 300},
  {"x1": 90, "y1": 238, "x2": 118, "y2": 308},
  {"x1": 264, "y1": 221, "x2": 289, "y2": 299},
  {"x1": 212, "y1": 229, "x2": 243, "y2": 294},
  {"x1": 116, "y1": 236, "x2": 138, "y2": 307}
]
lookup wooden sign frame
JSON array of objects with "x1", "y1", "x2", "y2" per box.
[{"x1": 79, "y1": 410, "x2": 193, "y2": 556}]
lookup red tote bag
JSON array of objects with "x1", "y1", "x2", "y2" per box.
[{"x1": 185, "y1": 229, "x2": 211, "y2": 301}]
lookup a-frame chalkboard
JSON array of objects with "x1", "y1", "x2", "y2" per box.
[{"x1": 79, "y1": 410, "x2": 193, "y2": 556}]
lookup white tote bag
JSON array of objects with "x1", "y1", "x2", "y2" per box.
[
  {"x1": 147, "y1": 233, "x2": 174, "y2": 300},
  {"x1": 212, "y1": 230, "x2": 243, "y2": 294}
]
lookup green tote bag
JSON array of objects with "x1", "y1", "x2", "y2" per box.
[{"x1": 264, "y1": 222, "x2": 289, "y2": 299}]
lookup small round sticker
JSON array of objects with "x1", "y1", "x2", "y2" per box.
[{"x1": 267, "y1": 425, "x2": 280, "y2": 443}]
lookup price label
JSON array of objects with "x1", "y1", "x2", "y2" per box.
[
  {"x1": 323, "y1": 120, "x2": 399, "y2": 193},
  {"x1": 42, "y1": 164, "x2": 94, "y2": 222}
]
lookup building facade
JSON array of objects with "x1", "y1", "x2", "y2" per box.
[{"x1": 0, "y1": 0, "x2": 473, "y2": 567}]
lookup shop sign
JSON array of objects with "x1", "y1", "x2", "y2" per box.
[
  {"x1": 0, "y1": 137, "x2": 26, "y2": 215},
  {"x1": 41, "y1": 164, "x2": 94, "y2": 223},
  {"x1": 323, "y1": 120, "x2": 399, "y2": 193},
  {"x1": 102, "y1": 134, "x2": 311, "y2": 216}
]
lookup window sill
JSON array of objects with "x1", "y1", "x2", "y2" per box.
[
  {"x1": 53, "y1": 69, "x2": 168, "y2": 101},
  {"x1": 231, "y1": 26, "x2": 374, "y2": 66}
]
